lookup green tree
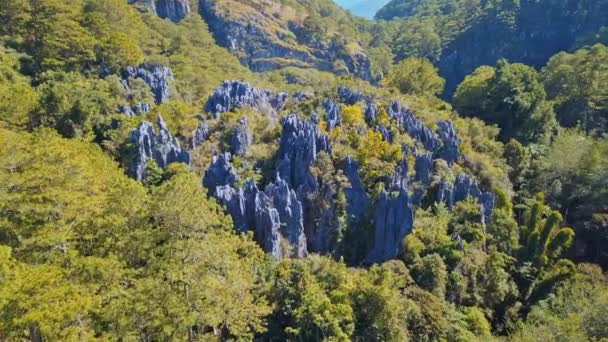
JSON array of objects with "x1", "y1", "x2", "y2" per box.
[
  {"x1": 357, "y1": 130, "x2": 403, "y2": 188},
  {"x1": 412, "y1": 253, "x2": 448, "y2": 298},
  {"x1": 517, "y1": 194, "x2": 576, "y2": 306},
  {"x1": 33, "y1": 71, "x2": 120, "y2": 138},
  {"x1": 0, "y1": 47, "x2": 39, "y2": 130},
  {"x1": 541, "y1": 44, "x2": 608, "y2": 133},
  {"x1": 385, "y1": 57, "x2": 446, "y2": 97},
  {"x1": 454, "y1": 60, "x2": 557, "y2": 144}
]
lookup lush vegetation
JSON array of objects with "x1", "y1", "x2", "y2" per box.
[
  {"x1": 375, "y1": 0, "x2": 608, "y2": 96},
  {"x1": 0, "y1": 0, "x2": 606, "y2": 341}
]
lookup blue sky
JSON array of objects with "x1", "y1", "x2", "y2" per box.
[{"x1": 333, "y1": 0, "x2": 391, "y2": 19}]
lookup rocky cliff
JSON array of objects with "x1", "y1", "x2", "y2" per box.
[
  {"x1": 130, "y1": 115, "x2": 191, "y2": 181},
  {"x1": 129, "y1": 0, "x2": 191, "y2": 23},
  {"x1": 199, "y1": 81, "x2": 495, "y2": 263},
  {"x1": 198, "y1": 0, "x2": 374, "y2": 80}
]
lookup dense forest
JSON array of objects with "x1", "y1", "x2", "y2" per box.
[{"x1": 0, "y1": 0, "x2": 607, "y2": 341}]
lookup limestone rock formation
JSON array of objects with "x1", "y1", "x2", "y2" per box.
[
  {"x1": 344, "y1": 156, "x2": 369, "y2": 223},
  {"x1": 119, "y1": 102, "x2": 152, "y2": 117},
  {"x1": 230, "y1": 118, "x2": 253, "y2": 156},
  {"x1": 437, "y1": 173, "x2": 495, "y2": 223},
  {"x1": 324, "y1": 99, "x2": 341, "y2": 130},
  {"x1": 367, "y1": 159, "x2": 414, "y2": 263},
  {"x1": 191, "y1": 120, "x2": 209, "y2": 148},
  {"x1": 437, "y1": 121, "x2": 461, "y2": 165},
  {"x1": 129, "y1": 0, "x2": 190, "y2": 23},
  {"x1": 130, "y1": 115, "x2": 190, "y2": 181},
  {"x1": 203, "y1": 153, "x2": 238, "y2": 193},
  {"x1": 388, "y1": 101, "x2": 441, "y2": 152},
  {"x1": 122, "y1": 64, "x2": 174, "y2": 104},
  {"x1": 276, "y1": 115, "x2": 331, "y2": 191},
  {"x1": 205, "y1": 80, "x2": 287, "y2": 119},
  {"x1": 198, "y1": 0, "x2": 374, "y2": 80},
  {"x1": 214, "y1": 177, "x2": 308, "y2": 260}
]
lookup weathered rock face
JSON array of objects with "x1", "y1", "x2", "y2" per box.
[
  {"x1": 265, "y1": 178, "x2": 308, "y2": 258},
  {"x1": 191, "y1": 120, "x2": 209, "y2": 148},
  {"x1": 230, "y1": 118, "x2": 253, "y2": 156},
  {"x1": 130, "y1": 115, "x2": 190, "y2": 181},
  {"x1": 388, "y1": 101, "x2": 463, "y2": 166},
  {"x1": 276, "y1": 115, "x2": 331, "y2": 191},
  {"x1": 129, "y1": 0, "x2": 190, "y2": 22},
  {"x1": 205, "y1": 80, "x2": 287, "y2": 119},
  {"x1": 198, "y1": 0, "x2": 374, "y2": 80},
  {"x1": 122, "y1": 64, "x2": 174, "y2": 105},
  {"x1": 338, "y1": 86, "x2": 365, "y2": 105},
  {"x1": 365, "y1": 102, "x2": 379, "y2": 123},
  {"x1": 214, "y1": 176, "x2": 308, "y2": 260},
  {"x1": 388, "y1": 101, "x2": 442, "y2": 152},
  {"x1": 376, "y1": 126, "x2": 393, "y2": 143},
  {"x1": 437, "y1": 121, "x2": 461, "y2": 165},
  {"x1": 367, "y1": 159, "x2": 414, "y2": 263},
  {"x1": 203, "y1": 83, "x2": 496, "y2": 263},
  {"x1": 120, "y1": 102, "x2": 152, "y2": 117},
  {"x1": 414, "y1": 153, "x2": 433, "y2": 184},
  {"x1": 155, "y1": 0, "x2": 190, "y2": 22},
  {"x1": 214, "y1": 180, "x2": 259, "y2": 232},
  {"x1": 436, "y1": 173, "x2": 495, "y2": 224},
  {"x1": 202, "y1": 153, "x2": 238, "y2": 193},
  {"x1": 344, "y1": 156, "x2": 369, "y2": 223},
  {"x1": 293, "y1": 92, "x2": 313, "y2": 102},
  {"x1": 323, "y1": 99, "x2": 341, "y2": 130}
]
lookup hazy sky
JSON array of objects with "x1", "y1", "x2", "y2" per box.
[{"x1": 333, "y1": 0, "x2": 391, "y2": 19}]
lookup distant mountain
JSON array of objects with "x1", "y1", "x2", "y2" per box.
[{"x1": 334, "y1": 0, "x2": 391, "y2": 19}]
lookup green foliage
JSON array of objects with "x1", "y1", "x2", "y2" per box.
[
  {"x1": 357, "y1": 130, "x2": 403, "y2": 188},
  {"x1": 517, "y1": 194, "x2": 576, "y2": 306},
  {"x1": 386, "y1": 57, "x2": 446, "y2": 97},
  {"x1": 531, "y1": 129, "x2": 608, "y2": 266},
  {"x1": 412, "y1": 253, "x2": 448, "y2": 298},
  {"x1": 0, "y1": 47, "x2": 38, "y2": 130},
  {"x1": 541, "y1": 43, "x2": 608, "y2": 132},
  {"x1": 454, "y1": 60, "x2": 557, "y2": 144},
  {"x1": 33, "y1": 71, "x2": 120, "y2": 138}
]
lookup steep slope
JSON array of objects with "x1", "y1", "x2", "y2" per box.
[
  {"x1": 377, "y1": 0, "x2": 608, "y2": 97},
  {"x1": 198, "y1": 0, "x2": 376, "y2": 80}
]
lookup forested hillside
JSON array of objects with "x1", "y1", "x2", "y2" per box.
[
  {"x1": 0, "y1": 0, "x2": 606, "y2": 341},
  {"x1": 376, "y1": 0, "x2": 608, "y2": 96}
]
